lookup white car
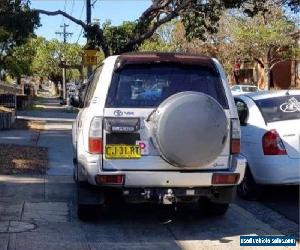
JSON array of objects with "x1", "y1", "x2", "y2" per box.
[
  {"x1": 231, "y1": 85, "x2": 259, "y2": 95},
  {"x1": 234, "y1": 91, "x2": 300, "y2": 199},
  {"x1": 72, "y1": 53, "x2": 246, "y2": 219}
]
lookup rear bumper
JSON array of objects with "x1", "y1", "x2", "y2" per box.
[
  {"x1": 80, "y1": 154, "x2": 246, "y2": 187},
  {"x1": 123, "y1": 160, "x2": 245, "y2": 187},
  {"x1": 78, "y1": 183, "x2": 237, "y2": 204}
]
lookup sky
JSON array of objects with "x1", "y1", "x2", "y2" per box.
[{"x1": 30, "y1": 0, "x2": 151, "y2": 44}]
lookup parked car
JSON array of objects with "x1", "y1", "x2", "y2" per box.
[
  {"x1": 235, "y1": 90, "x2": 300, "y2": 199},
  {"x1": 72, "y1": 53, "x2": 246, "y2": 219},
  {"x1": 231, "y1": 84, "x2": 259, "y2": 95},
  {"x1": 70, "y1": 83, "x2": 87, "y2": 107}
]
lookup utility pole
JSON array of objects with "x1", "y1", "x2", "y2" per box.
[
  {"x1": 55, "y1": 24, "x2": 73, "y2": 104},
  {"x1": 56, "y1": 23, "x2": 73, "y2": 44},
  {"x1": 86, "y1": 0, "x2": 93, "y2": 78}
]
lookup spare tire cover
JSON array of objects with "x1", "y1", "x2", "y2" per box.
[{"x1": 152, "y1": 91, "x2": 228, "y2": 168}]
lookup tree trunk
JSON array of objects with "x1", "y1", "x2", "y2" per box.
[
  {"x1": 17, "y1": 76, "x2": 21, "y2": 85},
  {"x1": 264, "y1": 65, "x2": 271, "y2": 90},
  {"x1": 264, "y1": 48, "x2": 273, "y2": 90},
  {"x1": 233, "y1": 70, "x2": 239, "y2": 84}
]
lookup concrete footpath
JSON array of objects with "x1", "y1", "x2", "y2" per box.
[
  {"x1": 0, "y1": 97, "x2": 298, "y2": 250},
  {"x1": 0, "y1": 97, "x2": 76, "y2": 176},
  {"x1": 0, "y1": 129, "x2": 74, "y2": 176}
]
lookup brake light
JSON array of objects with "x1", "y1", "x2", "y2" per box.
[
  {"x1": 262, "y1": 129, "x2": 287, "y2": 155},
  {"x1": 88, "y1": 117, "x2": 103, "y2": 154},
  {"x1": 230, "y1": 119, "x2": 241, "y2": 154},
  {"x1": 88, "y1": 138, "x2": 103, "y2": 154},
  {"x1": 95, "y1": 175, "x2": 124, "y2": 185}
]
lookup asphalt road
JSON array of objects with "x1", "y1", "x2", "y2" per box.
[
  {"x1": 260, "y1": 185, "x2": 299, "y2": 224},
  {"x1": 0, "y1": 175, "x2": 297, "y2": 250}
]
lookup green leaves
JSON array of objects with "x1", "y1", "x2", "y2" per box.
[
  {"x1": 31, "y1": 38, "x2": 83, "y2": 81},
  {"x1": 0, "y1": 0, "x2": 39, "y2": 75},
  {"x1": 101, "y1": 21, "x2": 139, "y2": 55},
  {"x1": 5, "y1": 36, "x2": 36, "y2": 77},
  {"x1": 231, "y1": 10, "x2": 296, "y2": 63},
  {"x1": 181, "y1": 0, "x2": 223, "y2": 41},
  {"x1": 4, "y1": 37, "x2": 83, "y2": 82}
]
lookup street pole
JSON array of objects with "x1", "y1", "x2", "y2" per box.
[
  {"x1": 87, "y1": 0, "x2": 91, "y2": 24},
  {"x1": 62, "y1": 65, "x2": 66, "y2": 101},
  {"x1": 55, "y1": 24, "x2": 73, "y2": 105},
  {"x1": 86, "y1": 0, "x2": 93, "y2": 78}
]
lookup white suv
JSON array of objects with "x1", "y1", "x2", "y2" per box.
[{"x1": 72, "y1": 53, "x2": 246, "y2": 219}]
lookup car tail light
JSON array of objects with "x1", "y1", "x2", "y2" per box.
[
  {"x1": 88, "y1": 117, "x2": 103, "y2": 154},
  {"x1": 95, "y1": 175, "x2": 124, "y2": 185},
  {"x1": 262, "y1": 129, "x2": 287, "y2": 155},
  {"x1": 230, "y1": 119, "x2": 241, "y2": 154},
  {"x1": 212, "y1": 173, "x2": 240, "y2": 185}
]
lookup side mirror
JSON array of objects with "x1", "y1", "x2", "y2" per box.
[
  {"x1": 238, "y1": 109, "x2": 247, "y2": 125},
  {"x1": 235, "y1": 101, "x2": 248, "y2": 125},
  {"x1": 70, "y1": 96, "x2": 81, "y2": 108}
]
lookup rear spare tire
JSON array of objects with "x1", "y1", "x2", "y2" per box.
[{"x1": 151, "y1": 91, "x2": 228, "y2": 168}]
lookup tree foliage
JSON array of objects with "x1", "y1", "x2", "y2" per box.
[
  {"x1": 142, "y1": 3, "x2": 298, "y2": 90},
  {"x1": 102, "y1": 21, "x2": 139, "y2": 55},
  {"x1": 142, "y1": 16, "x2": 235, "y2": 74},
  {"x1": 0, "y1": 0, "x2": 39, "y2": 74},
  {"x1": 230, "y1": 5, "x2": 298, "y2": 89},
  {"x1": 31, "y1": 38, "x2": 83, "y2": 82},
  {"x1": 35, "y1": 0, "x2": 300, "y2": 58},
  {"x1": 4, "y1": 36, "x2": 36, "y2": 80},
  {"x1": 5, "y1": 37, "x2": 83, "y2": 82},
  {"x1": 139, "y1": 21, "x2": 177, "y2": 52}
]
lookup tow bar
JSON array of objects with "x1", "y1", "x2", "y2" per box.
[
  {"x1": 140, "y1": 188, "x2": 176, "y2": 204},
  {"x1": 162, "y1": 189, "x2": 176, "y2": 204}
]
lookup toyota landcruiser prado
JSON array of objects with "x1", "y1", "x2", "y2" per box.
[{"x1": 72, "y1": 53, "x2": 246, "y2": 219}]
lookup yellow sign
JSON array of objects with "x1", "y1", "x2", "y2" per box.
[{"x1": 83, "y1": 50, "x2": 99, "y2": 66}]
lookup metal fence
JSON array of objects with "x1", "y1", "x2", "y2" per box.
[
  {"x1": 0, "y1": 111, "x2": 14, "y2": 130},
  {"x1": 0, "y1": 94, "x2": 16, "y2": 109}
]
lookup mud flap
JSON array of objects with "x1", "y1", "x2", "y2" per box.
[
  {"x1": 77, "y1": 182, "x2": 105, "y2": 205},
  {"x1": 209, "y1": 186, "x2": 237, "y2": 203}
]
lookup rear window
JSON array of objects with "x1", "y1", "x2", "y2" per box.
[
  {"x1": 255, "y1": 95, "x2": 300, "y2": 123},
  {"x1": 106, "y1": 63, "x2": 228, "y2": 108}
]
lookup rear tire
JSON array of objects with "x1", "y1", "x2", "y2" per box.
[
  {"x1": 237, "y1": 167, "x2": 260, "y2": 200},
  {"x1": 76, "y1": 177, "x2": 106, "y2": 221}
]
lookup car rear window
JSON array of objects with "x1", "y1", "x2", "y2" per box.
[
  {"x1": 255, "y1": 95, "x2": 300, "y2": 123},
  {"x1": 106, "y1": 63, "x2": 228, "y2": 108}
]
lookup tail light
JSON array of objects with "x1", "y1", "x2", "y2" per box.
[
  {"x1": 95, "y1": 175, "x2": 124, "y2": 185},
  {"x1": 212, "y1": 173, "x2": 240, "y2": 185},
  {"x1": 88, "y1": 117, "x2": 103, "y2": 154},
  {"x1": 262, "y1": 129, "x2": 287, "y2": 155},
  {"x1": 230, "y1": 119, "x2": 241, "y2": 154}
]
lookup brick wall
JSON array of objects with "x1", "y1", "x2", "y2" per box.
[{"x1": 271, "y1": 60, "x2": 292, "y2": 89}]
